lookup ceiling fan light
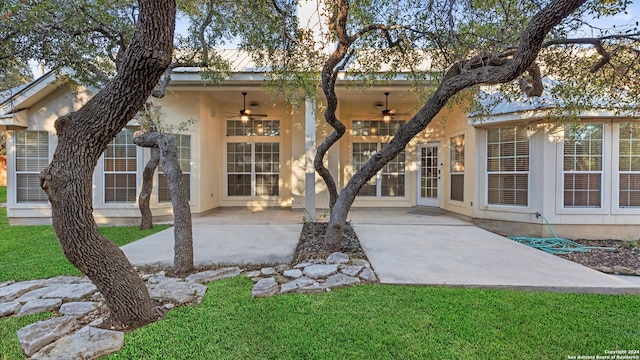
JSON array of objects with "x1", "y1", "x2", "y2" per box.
[
  {"x1": 240, "y1": 114, "x2": 250, "y2": 123},
  {"x1": 383, "y1": 114, "x2": 392, "y2": 123}
]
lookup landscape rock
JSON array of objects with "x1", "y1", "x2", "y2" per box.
[
  {"x1": 293, "y1": 262, "x2": 313, "y2": 269},
  {"x1": 244, "y1": 270, "x2": 262, "y2": 278},
  {"x1": 0, "y1": 301, "x2": 22, "y2": 317},
  {"x1": 0, "y1": 280, "x2": 44, "y2": 302},
  {"x1": 359, "y1": 268, "x2": 378, "y2": 282},
  {"x1": 325, "y1": 274, "x2": 360, "y2": 288},
  {"x1": 42, "y1": 276, "x2": 83, "y2": 286},
  {"x1": 283, "y1": 269, "x2": 303, "y2": 278},
  {"x1": 326, "y1": 252, "x2": 349, "y2": 265},
  {"x1": 276, "y1": 264, "x2": 290, "y2": 272},
  {"x1": 612, "y1": 266, "x2": 635, "y2": 275},
  {"x1": 280, "y1": 277, "x2": 315, "y2": 294},
  {"x1": 261, "y1": 267, "x2": 277, "y2": 275},
  {"x1": 59, "y1": 302, "x2": 100, "y2": 318},
  {"x1": 185, "y1": 267, "x2": 242, "y2": 284},
  {"x1": 340, "y1": 265, "x2": 363, "y2": 277},
  {"x1": 147, "y1": 278, "x2": 207, "y2": 305},
  {"x1": 252, "y1": 278, "x2": 279, "y2": 298},
  {"x1": 16, "y1": 286, "x2": 58, "y2": 304},
  {"x1": 17, "y1": 316, "x2": 77, "y2": 356},
  {"x1": 350, "y1": 259, "x2": 371, "y2": 268},
  {"x1": 296, "y1": 283, "x2": 325, "y2": 294},
  {"x1": 303, "y1": 264, "x2": 339, "y2": 279},
  {"x1": 0, "y1": 280, "x2": 15, "y2": 288},
  {"x1": 18, "y1": 298, "x2": 63, "y2": 316},
  {"x1": 42, "y1": 283, "x2": 97, "y2": 301},
  {"x1": 31, "y1": 326, "x2": 124, "y2": 360}
]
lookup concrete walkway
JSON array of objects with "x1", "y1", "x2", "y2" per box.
[{"x1": 121, "y1": 207, "x2": 640, "y2": 294}]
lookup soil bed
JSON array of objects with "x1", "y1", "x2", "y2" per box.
[
  {"x1": 293, "y1": 222, "x2": 368, "y2": 264},
  {"x1": 556, "y1": 239, "x2": 640, "y2": 274}
]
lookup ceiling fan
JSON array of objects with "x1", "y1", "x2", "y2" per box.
[
  {"x1": 233, "y1": 92, "x2": 268, "y2": 123},
  {"x1": 376, "y1": 92, "x2": 407, "y2": 123}
]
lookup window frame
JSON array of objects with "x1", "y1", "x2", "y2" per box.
[
  {"x1": 613, "y1": 122, "x2": 640, "y2": 214},
  {"x1": 13, "y1": 130, "x2": 50, "y2": 204},
  {"x1": 224, "y1": 119, "x2": 282, "y2": 199},
  {"x1": 485, "y1": 126, "x2": 530, "y2": 207},
  {"x1": 103, "y1": 128, "x2": 139, "y2": 204},
  {"x1": 449, "y1": 133, "x2": 465, "y2": 203}
]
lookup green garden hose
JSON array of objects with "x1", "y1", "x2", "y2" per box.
[{"x1": 507, "y1": 212, "x2": 616, "y2": 255}]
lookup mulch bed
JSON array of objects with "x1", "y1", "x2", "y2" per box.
[
  {"x1": 293, "y1": 222, "x2": 368, "y2": 264},
  {"x1": 555, "y1": 239, "x2": 640, "y2": 273}
]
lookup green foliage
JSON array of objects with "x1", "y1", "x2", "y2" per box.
[
  {"x1": 0, "y1": 207, "x2": 169, "y2": 282},
  {"x1": 107, "y1": 277, "x2": 640, "y2": 359},
  {"x1": 0, "y1": 186, "x2": 6, "y2": 203}
]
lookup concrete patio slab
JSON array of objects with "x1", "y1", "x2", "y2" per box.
[
  {"x1": 121, "y1": 224, "x2": 301, "y2": 267},
  {"x1": 355, "y1": 223, "x2": 640, "y2": 294}
]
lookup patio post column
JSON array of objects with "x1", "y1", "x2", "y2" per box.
[{"x1": 304, "y1": 96, "x2": 316, "y2": 222}]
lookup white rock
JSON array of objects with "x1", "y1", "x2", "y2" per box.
[
  {"x1": 41, "y1": 276, "x2": 83, "y2": 286},
  {"x1": 31, "y1": 326, "x2": 124, "y2": 360},
  {"x1": 0, "y1": 280, "x2": 44, "y2": 302},
  {"x1": 0, "y1": 301, "x2": 22, "y2": 317},
  {"x1": 59, "y1": 302, "x2": 100, "y2": 318},
  {"x1": 280, "y1": 277, "x2": 315, "y2": 294},
  {"x1": 15, "y1": 286, "x2": 58, "y2": 304},
  {"x1": 325, "y1": 274, "x2": 360, "y2": 288},
  {"x1": 163, "y1": 303, "x2": 175, "y2": 310},
  {"x1": 276, "y1": 264, "x2": 290, "y2": 272},
  {"x1": 340, "y1": 265, "x2": 363, "y2": 277},
  {"x1": 18, "y1": 298, "x2": 62, "y2": 316},
  {"x1": 147, "y1": 278, "x2": 207, "y2": 305},
  {"x1": 17, "y1": 316, "x2": 77, "y2": 356},
  {"x1": 359, "y1": 268, "x2": 377, "y2": 282},
  {"x1": 244, "y1": 270, "x2": 262, "y2": 278},
  {"x1": 350, "y1": 259, "x2": 371, "y2": 268},
  {"x1": 283, "y1": 269, "x2": 303, "y2": 278},
  {"x1": 326, "y1": 252, "x2": 349, "y2": 264},
  {"x1": 0, "y1": 280, "x2": 15, "y2": 288},
  {"x1": 302, "y1": 264, "x2": 339, "y2": 279},
  {"x1": 252, "y1": 278, "x2": 279, "y2": 298},
  {"x1": 293, "y1": 262, "x2": 313, "y2": 269},
  {"x1": 42, "y1": 283, "x2": 97, "y2": 301},
  {"x1": 296, "y1": 283, "x2": 325, "y2": 294},
  {"x1": 260, "y1": 267, "x2": 277, "y2": 275},
  {"x1": 185, "y1": 267, "x2": 242, "y2": 284}
]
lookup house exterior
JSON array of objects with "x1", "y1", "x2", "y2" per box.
[{"x1": 2, "y1": 62, "x2": 640, "y2": 240}]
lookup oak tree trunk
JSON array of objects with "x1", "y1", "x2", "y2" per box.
[
  {"x1": 39, "y1": 0, "x2": 176, "y2": 329},
  {"x1": 139, "y1": 147, "x2": 160, "y2": 230},
  {"x1": 134, "y1": 132, "x2": 194, "y2": 274},
  {"x1": 323, "y1": 0, "x2": 587, "y2": 250}
]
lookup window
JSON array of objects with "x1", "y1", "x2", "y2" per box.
[
  {"x1": 450, "y1": 135, "x2": 465, "y2": 202},
  {"x1": 226, "y1": 120, "x2": 280, "y2": 136},
  {"x1": 487, "y1": 127, "x2": 529, "y2": 206},
  {"x1": 352, "y1": 142, "x2": 405, "y2": 197},
  {"x1": 618, "y1": 122, "x2": 640, "y2": 207},
  {"x1": 227, "y1": 142, "x2": 280, "y2": 197},
  {"x1": 563, "y1": 124, "x2": 603, "y2": 207},
  {"x1": 351, "y1": 120, "x2": 404, "y2": 136},
  {"x1": 14, "y1": 131, "x2": 49, "y2": 203},
  {"x1": 158, "y1": 134, "x2": 191, "y2": 202},
  {"x1": 104, "y1": 129, "x2": 138, "y2": 202}
]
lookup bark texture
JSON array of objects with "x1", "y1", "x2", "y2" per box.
[
  {"x1": 139, "y1": 147, "x2": 160, "y2": 230},
  {"x1": 39, "y1": 0, "x2": 176, "y2": 329},
  {"x1": 323, "y1": 0, "x2": 587, "y2": 249},
  {"x1": 134, "y1": 132, "x2": 194, "y2": 274}
]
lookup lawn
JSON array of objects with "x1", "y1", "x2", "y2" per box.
[
  {"x1": 0, "y1": 185, "x2": 5, "y2": 203},
  {"x1": 1, "y1": 199, "x2": 639, "y2": 359},
  {"x1": 0, "y1": 207, "x2": 170, "y2": 282}
]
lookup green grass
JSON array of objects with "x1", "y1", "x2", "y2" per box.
[
  {"x1": 0, "y1": 207, "x2": 170, "y2": 282},
  {"x1": 0, "y1": 186, "x2": 6, "y2": 203},
  {"x1": 103, "y1": 276, "x2": 640, "y2": 360}
]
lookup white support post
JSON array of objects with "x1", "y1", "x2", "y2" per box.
[{"x1": 304, "y1": 96, "x2": 317, "y2": 222}]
